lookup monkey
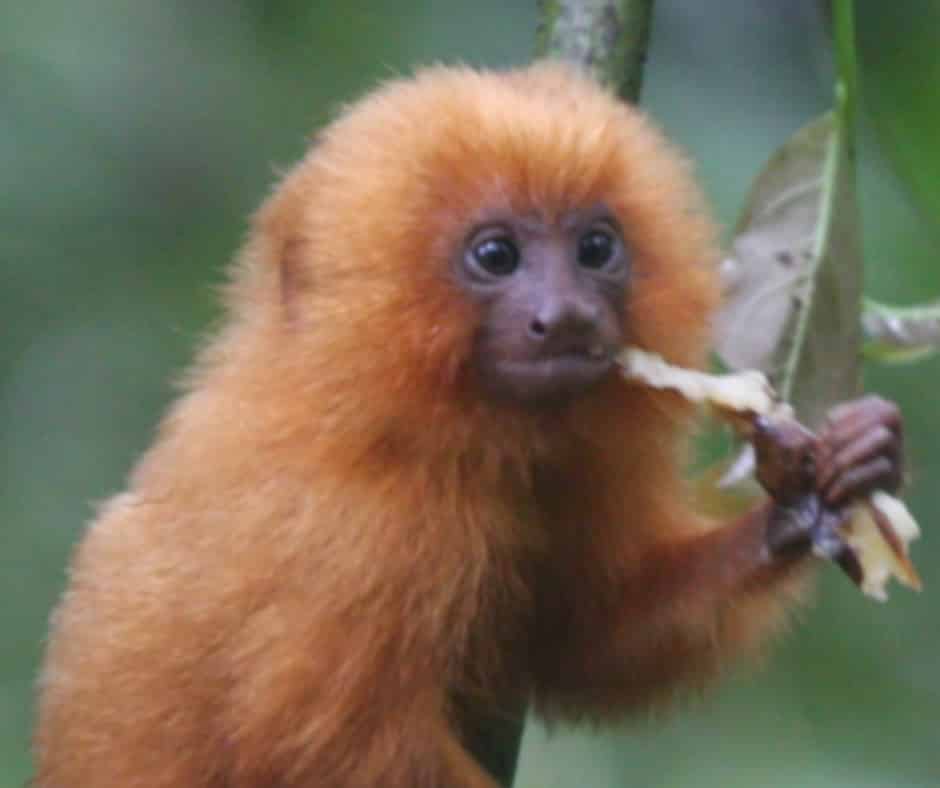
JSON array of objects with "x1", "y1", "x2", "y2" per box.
[{"x1": 33, "y1": 62, "x2": 904, "y2": 787}]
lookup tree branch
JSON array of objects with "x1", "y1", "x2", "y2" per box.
[{"x1": 535, "y1": 0, "x2": 654, "y2": 102}]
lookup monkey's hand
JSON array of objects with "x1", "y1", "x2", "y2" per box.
[
  {"x1": 752, "y1": 396, "x2": 904, "y2": 559},
  {"x1": 816, "y1": 396, "x2": 904, "y2": 505}
]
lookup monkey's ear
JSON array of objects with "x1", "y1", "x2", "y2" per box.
[
  {"x1": 277, "y1": 238, "x2": 313, "y2": 320},
  {"x1": 253, "y1": 166, "x2": 316, "y2": 319}
]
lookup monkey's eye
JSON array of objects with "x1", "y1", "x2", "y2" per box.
[
  {"x1": 469, "y1": 237, "x2": 521, "y2": 278},
  {"x1": 577, "y1": 229, "x2": 618, "y2": 270}
]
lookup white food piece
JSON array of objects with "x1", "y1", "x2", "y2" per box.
[
  {"x1": 617, "y1": 347, "x2": 776, "y2": 416},
  {"x1": 870, "y1": 490, "x2": 921, "y2": 545},
  {"x1": 837, "y1": 492, "x2": 923, "y2": 602}
]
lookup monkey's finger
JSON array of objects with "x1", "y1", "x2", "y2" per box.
[
  {"x1": 817, "y1": 396, "x2": 902, "y2": 482},
  {"x1": 823, "y1": 457, "x2": 898, "y2": 506},
  {"x1": 817, "y1": 424, "x2": 899, "y2": 492},
  {"x1": 819, "y1": 396, "x2": 902, "y2": 450}
]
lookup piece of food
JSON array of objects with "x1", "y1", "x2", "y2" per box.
[
  {"x1": 618, "y1": 346, "x2": 922, "y2": 601},
  {"x1": 833, "y1": 492, "x2": 922, "y2": 601},
  {"x1": 617, "y1": 347, "x2": 777, "y2": 418}
]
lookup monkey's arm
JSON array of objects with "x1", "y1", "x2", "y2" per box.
[
  {"x1": 533, "y1": 396, "x2": 903, "y2": 718},
  {"x1": 532, "y1": 501, "x2": 810, "y2": 717}
]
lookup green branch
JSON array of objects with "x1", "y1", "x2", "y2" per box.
[{"x1": 863, "y1": 299, "x2": 940, "y2": 363}]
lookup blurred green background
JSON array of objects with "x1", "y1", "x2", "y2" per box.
[{"x1": 2, "y1": 1, "x2": 938, "y2": 786}]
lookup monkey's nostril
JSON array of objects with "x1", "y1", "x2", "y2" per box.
[{"x1": 529, "y1": 319, "x2": 547, "y2": 338}]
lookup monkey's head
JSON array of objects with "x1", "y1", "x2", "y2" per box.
[
  {"x1": 455, "y1": 202, "x2": 628, "y2": 404},
  {"x1": 245, "y1": 62, "x2": 718, "y2": 418}
]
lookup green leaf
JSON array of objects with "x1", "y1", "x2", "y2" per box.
[
  {"x1": 715, "y1": 107, "x2": 863, "y2": 428},
  {"x1": 780, "y1": 105, "x2": 863, "y2": 427},
  {"x1": 857, "y1": 2, "x2": 940, "y2": 228},
  {"x1": 714, "y1": 115, "x2": 836, "y2": 377}
]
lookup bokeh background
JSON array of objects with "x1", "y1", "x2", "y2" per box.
[{"x1": 3, "y1": 1, "x2": 938, "y2": 785}]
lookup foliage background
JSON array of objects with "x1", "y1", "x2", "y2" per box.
[{"x1": 2, "y1": 1, "x2": 938, "y2": 785}]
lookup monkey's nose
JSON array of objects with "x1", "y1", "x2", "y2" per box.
[{"x1": 527, "y1": 297, "x2": 601, "y2": 352}]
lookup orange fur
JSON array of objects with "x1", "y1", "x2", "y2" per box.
[{"x1": 34, "y1": 63, "x2": 811, "y2": 787}]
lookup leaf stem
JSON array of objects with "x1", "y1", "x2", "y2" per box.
[{"x1": 833, "y1": 0, "x2": 858, "y2": 139}]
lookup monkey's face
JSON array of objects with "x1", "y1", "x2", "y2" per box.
[{"x1": 456, "y1": 204, "x2": 628, "y2": 406}]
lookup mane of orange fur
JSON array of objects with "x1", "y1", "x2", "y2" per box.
[
  {"x1": 35, "y1": 63, "x2": 731, "y2": 786},
  {"x1": 178, "y1": 62, "x2": 718, "y2": 462}
]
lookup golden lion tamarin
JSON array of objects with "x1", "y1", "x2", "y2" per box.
[{"x1": 34, "y1": 63, "x2": 903, "y2": 787}]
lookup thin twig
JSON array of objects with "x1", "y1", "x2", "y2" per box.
[{"x1": 863, "y1": 299, "x2": 940, "y2": 360}]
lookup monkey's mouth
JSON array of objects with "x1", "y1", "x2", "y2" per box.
[{"x1": 490, "y1": 353, "x2": 614, "y2": 403}]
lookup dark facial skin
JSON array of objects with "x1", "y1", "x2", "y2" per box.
[{"x1": 456, "y1": 205, "x2": 629, "y2": 405}]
